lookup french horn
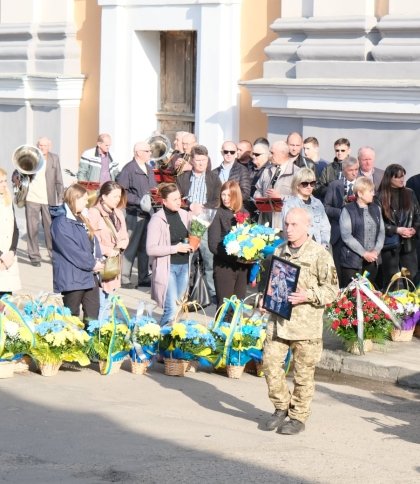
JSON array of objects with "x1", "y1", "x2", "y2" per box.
[{"x1": 12, "y1": 145, "x2": 45, "y2": 208}]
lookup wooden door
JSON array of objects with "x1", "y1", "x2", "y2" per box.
[{"x1": 158, "y1": 31, "x2": 196, "y2": 142}]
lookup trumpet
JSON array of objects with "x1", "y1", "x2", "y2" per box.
[{"x1": 175, "y1": 152, "x2": 191, "y2": 176}]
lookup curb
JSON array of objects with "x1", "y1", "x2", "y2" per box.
[{"x1": 318, "y1": 349, "x2": 420, "y2": 389}]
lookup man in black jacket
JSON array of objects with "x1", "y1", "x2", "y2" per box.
[{"x1": 177, "y1": 145, "x2": 222, "y2": 300}]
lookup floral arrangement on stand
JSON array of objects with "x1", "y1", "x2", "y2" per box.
[
  {"x1": 326, "y1": 274, "x2": 399, "y2": 354},
  {"x1": 188, "y1": 208, "x2": 217, "y2": 250},
  {"x1": 129, "y1": 303, "x2": 161, "y2": 374},
  {"x1": 159, "y1": 320, "x2": 216, "y2": 376},
  {"x1": 87, "y1": 296, "x2": 131, "y2": 375}
]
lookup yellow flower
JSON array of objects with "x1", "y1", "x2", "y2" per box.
[
  {"x1": 237, "y1": 234, "x2": 248, "y2": 242},
  {"x1": 171, "y1": 323, "x2": 187, "y2": 339},
  {"x1": 139, "y1": 323, "x2": 160, "y2": 338},
  {"x1": 19, "y1": 326, "x2": 33, "y2": 343},
  {"x1": 252, "y1": 238, "x2": 265, "y2": 250}
]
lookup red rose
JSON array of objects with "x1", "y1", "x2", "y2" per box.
[
  {"x1": 235, "y1": 212, "x2": 248, "y2": 224},
  {"x1": 346, "y1": 309, "x2": 352, "y2": 315},
  {"x1": 374, "y1": 314, "x2": 380, "y2": 320},
  {"x1": 335, "y1": 307, "x2": 341, "y2": 314},
  {"x1": 341, "y1": 318, "x2": 349, "y2": 326},
  {"x1": 331, "y1": 321, "x2": 339, "y2": 330}
]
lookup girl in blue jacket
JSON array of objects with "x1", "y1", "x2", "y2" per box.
[{"x1": 51, "y1": 183, "x2": 104, "y2": 326}]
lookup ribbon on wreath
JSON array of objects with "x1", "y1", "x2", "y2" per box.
[
  {"x1": 346, "y1": 273, "x2": 400, "y2": 354},
  {"x1": 100, "y1": 295, "x2": 131, "y2": 375}
]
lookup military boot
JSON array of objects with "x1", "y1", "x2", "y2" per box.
[
  {"x1": 278, "y1": 418, "x2": 305, "y2": 435},
  {"x1": 264, "y1": 409, "x2": 288, "y2": 431}
]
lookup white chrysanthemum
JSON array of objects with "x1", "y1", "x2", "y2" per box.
[
  {"x1": 4, "y1": 320, "x2": 19, "y2": 338},
  {"x1": 225, "y1": 240, "x2": 241, "y2": 255}
]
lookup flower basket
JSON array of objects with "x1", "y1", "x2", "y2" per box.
[
  {"x1": 345, "y1": 339, "x2": 373, "y2": 355},
  {"x1": 130, "y1": 360, "x2": 149, "y2": 375},
  {"x1": 164, "y1": 358, "x2": 189, "y2": 376},
  {"x1": 0, "y1": 361, "x2": 15, "y2": 379},
  {"x1": 391, "y1": 328, "x2": 415, "y2": 342},
  {"x1": 38, "y1": 360, "x2": 62, "y2": 377},
  {"x1": 13, "y1": 355, "x2": 31, "y2": 373},
  {"x1": 99, "y1": 359, "x2": 124, "y2": 375},
  {"x1": 226, "y1": 364, "x2": 245, "y2": 379}
]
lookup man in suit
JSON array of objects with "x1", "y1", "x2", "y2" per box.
[
  {"x1": 177, "y1": 145, "x2": 221, "y2": 300},
  {"x1": 324, "y1": 158, "x2": 360, "y2": 286},
  {"x1": 357, "y1": 146, "x2": 384, "y2": 191},
  {"x1": 17, "y1": 137, "x2": 64, "y2": 266}
]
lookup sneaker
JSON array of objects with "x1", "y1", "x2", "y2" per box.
[
  {"x1": 264, "y1": 409, "x2": 288, "y2": 431},
  {"x1": 278, "y1": 418, "x2": 305, "y2": 435}
]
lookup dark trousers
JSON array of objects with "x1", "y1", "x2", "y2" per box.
[
  {"x1": 62, "y1": 282, "x2": 100, "y2": 327},
  {"x1": 341, "y1": 262, "x2": 378, "y2": 289},
  {"x1": 381, "y1": 247, "x2": 418, "y2": 290},
  {"x1": 122, "y1": 213, "x2": 149, "y2": 284},
  {"x1": 214, "y1": 260, "x2": 248, "y2": 307},
  {"x1": 25, "y1": 201, "x2": 53, "y2": 262},
  {"x1": 331, "y1": 239, "x2": 344, "y2": 287}
]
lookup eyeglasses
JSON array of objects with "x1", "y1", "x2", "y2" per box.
[
  {"x1": 252, "y1": 152, "x2": 265, "y2": 157},
  {"x1": 335, "y1": 149, "x2": 347, "y2": 153},
  {"x1": 223, "y1": 150, "x2": 236, "y2": 155},
  {"x1": 300, "y1": 181, "x2": 316, "y2": 188}
]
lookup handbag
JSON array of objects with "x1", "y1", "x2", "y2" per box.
[
  {"x1": 101, "y1": 254, "x2": 121, "y2": 281},
  {"x1": 99, "y1": 214, "x2": 122, "y2": 281},
  {"x1": 382, "y1": 233, "x2": 400, "y2": 251},
  {"x1": 188, "y1": 258, "x2": 211, "y2": 308}
]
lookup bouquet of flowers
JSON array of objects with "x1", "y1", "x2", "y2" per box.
[
  {"x1": 326, "y1": 286, "x2": 396, "y2": 349},
  {"x1": 386, "y1": 288, "x2": 420, "y2": 341},
  {"x1": 130, "y1": 304, "x2": 161, "y2": 364},
  {"x1": 0, "y1": 315, "x2": 34, "y2": 360},
  {"x1": 31, "y1": 319, "x2": 90, "y2": 369},
  {"x1": 189, "y1": 208, "x2": 217, "y2": 249},
  {"x1": 223, "y1": 215, "x2": 280, "y2": 263},
  {"x1": 159, "y1": 320, "x2": 216, "y2": 362}
]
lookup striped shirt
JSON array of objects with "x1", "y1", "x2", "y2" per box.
[{"x1": 188, "y1": 172, "x2": 207, "y2": 204}]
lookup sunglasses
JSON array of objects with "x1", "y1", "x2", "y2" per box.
[
  {"x1": 252, "y1": 152, "x2": 264, "y2": 157},
  {"x1": 335, "y1": 149, "x2": 347, "y2": 153},
  {"x1": 300, "y1": 181, "x2": 316, "y2": 188},
  {"x1": 223, "y1": 150, "x2": 236, "y2": 155}
]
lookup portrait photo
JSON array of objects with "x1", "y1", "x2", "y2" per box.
[{"x1": 262, "y1": 256, "x2": 300, "y2": 320}]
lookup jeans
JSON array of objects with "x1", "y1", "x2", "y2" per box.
[{"x1": 161, "y1": 263, "x2": 189, "y2": 325}]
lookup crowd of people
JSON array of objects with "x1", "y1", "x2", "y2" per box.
[{"x1": 2, "y1": 130, "x2": 420, "y2": 436}]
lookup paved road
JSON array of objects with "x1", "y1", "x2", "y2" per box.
[{"x1": 1, "y1": 362, "x2": 419, "y2": 483}]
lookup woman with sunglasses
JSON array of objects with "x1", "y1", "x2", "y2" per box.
[
  {"x1": 377, "y1": 164, "x2": 420, "y2": 288},
  {"x1": 339, "y1": 177, "x2": 384, "y2": 287},
  {"x1": 281, "y1": 168, "x2": 330, "y2": 248}
]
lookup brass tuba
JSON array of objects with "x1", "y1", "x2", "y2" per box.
[
  {"x1": 12, "y1": 145, "x2": 45, "y2": 208},
  {"x1": 148, "y1": 134, "x2": 172, "y2": 167}
]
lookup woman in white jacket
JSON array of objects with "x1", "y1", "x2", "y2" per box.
[{"x1": 0, "y1": 168, "x2": 21, "y2": 297}]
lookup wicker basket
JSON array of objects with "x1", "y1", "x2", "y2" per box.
[
  {"x1": 99, "y1": 359, "x2": 123, "y2": 375},
  {"x1": 0, "y1": 361, "x2": 15, "y2": 379},
  {"x1": 131, "y1": 360, "x2": 149, "y2": 375},
  {"x1": 38, "y1": 361, "x2": 62, "y2": 377},
  {"x1": 13, "y1": 355, "x2": 31, "y2": 373},
  {"x1": 226, "y1": 364, "x2": 245, "y2": 379},
  {"x1": 391, "y1": 328, "x2": 415, "y2": 342},
  {"x1": 164, "y1": 358, "x2": 189, "y2": 377},
  {"x1": 345, "y1": 339, "x2": 373, "y2": 355}
]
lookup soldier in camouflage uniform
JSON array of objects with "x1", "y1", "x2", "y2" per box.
[{"x1": 261, "y1": 207, "x2": 338, "y2": 435}]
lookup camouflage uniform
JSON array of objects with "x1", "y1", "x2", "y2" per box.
[{"x1": 262, "y1": 238, "x2": 338, "y2": 423}]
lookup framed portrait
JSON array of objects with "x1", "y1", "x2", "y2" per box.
[{"x1": 262, "y1": 256, "x2": 300, "y2": 320}]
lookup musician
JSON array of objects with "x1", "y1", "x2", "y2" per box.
[
  {"x1": 254, "y1": 140, "x2": 300, "y2": 230},
  {"x1": 168, "y1": 132, "x2": 197, "y2": 175},
  {"x1": 12, "y1": 137, "x2": 64, "y2": 266}
]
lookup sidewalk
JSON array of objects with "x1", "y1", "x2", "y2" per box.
[{"x1": 14, "y1": 240, "x2": 420, "y2": 389}]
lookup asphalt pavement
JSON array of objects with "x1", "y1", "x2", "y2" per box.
[{"x1": 13, "y1": 234, "x2": 420, "y2": 390}]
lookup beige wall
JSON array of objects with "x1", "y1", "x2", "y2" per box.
[
  {"x1": 74, "y1": 0, "x2": 101, "y2": 157},
  {"x1": 239, "y1": 0, "x2": 280, "y2": 144}
]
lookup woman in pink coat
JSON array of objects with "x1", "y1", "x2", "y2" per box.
[
  {"x1": 146, "y1": 183, "x2": 193, "y2": 325},
  {"x1": 89, "y1": 181, "x2": 129, "y2": 313}
]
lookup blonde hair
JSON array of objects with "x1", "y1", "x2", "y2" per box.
[
  {"x1": 220, "y1": 180, "x2": 243, "y2": 213},
  {"x1": 353, "y1": 176, "x2": 374, "y2": 197},
  {"x1": 291, "y1": 168, "x2": 316, "y2": 194},
  {"x1": 0, "y1": 168, "x2": 12, "y2": 206}
]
